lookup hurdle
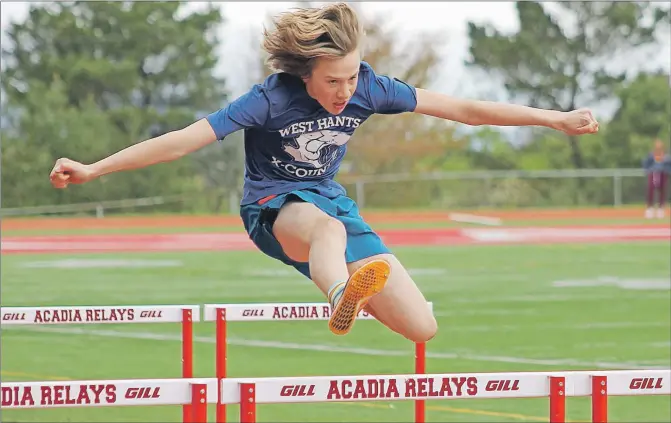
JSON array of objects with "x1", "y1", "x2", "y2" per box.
[
  {"x1": 1, "y1": 377, "x2": 218, "y2": 422},
  {"x1": 203, "y1": 302, "x2": 433, "y2": 423},
  {"x1": 2, "y1": 370, "x2": 670, "y2": 422},
  {"x1": 220, "y1": 369, "x2": 671, "y2": 422},
  {"x1": 3, "y1": 304, "x2": 670, "y2": 422},
  {"x1": 0, "y1": 304, "x2": 200, "y2": 422}
]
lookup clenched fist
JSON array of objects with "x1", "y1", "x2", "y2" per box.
[
  {"x1": 554, "y1": 108, "x2": 599, "y2": 136},
  {"x1": 49, "y1": 158, "x2": 96, "y2": 189}
]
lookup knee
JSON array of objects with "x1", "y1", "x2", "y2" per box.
[
  {"x1": 310, "y1": 217, "x2": 346, "y2": 243},
  {"x1": 407, "y1": 315, "x2": 438, "y2": 344}
]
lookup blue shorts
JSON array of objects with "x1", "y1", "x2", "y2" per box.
[{"x1": 240, "y1": 189, "x2": 391, "y2": 279}]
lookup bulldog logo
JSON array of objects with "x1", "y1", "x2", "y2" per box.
[{"x1": 282, "y1": 130, "x2": 351, "y2": 169}]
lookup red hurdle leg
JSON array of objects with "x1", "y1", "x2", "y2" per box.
[
  {"x1": 240, "y1": 382, "x2": 257, "y2": 423},
  {"x1": 592, "y1": 375, "x2": 608, "y2": 423},
  {"x1": 414, "y1": 342, "x2": 426, "y2": 423},
  {"x1": 182, "y1": 308, "x2": 194, "y2": 423},
  {"x1": 216, "y1": 308, "x2": 227, "y2": 423},
  {"x1": 191, "y1": 383, "x2": 208, "y2": 423},
  {"x1": 549, "y1": 376, "x2": 566, "y2": 423}
]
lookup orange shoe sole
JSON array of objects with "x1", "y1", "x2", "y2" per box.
[{"x1": 328, "y1": 259, "x2": 390, "y2": 336}]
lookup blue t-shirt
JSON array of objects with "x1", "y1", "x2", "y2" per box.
[{"x1": 206, "y1": 61, "x2": 417, "y2": 205}]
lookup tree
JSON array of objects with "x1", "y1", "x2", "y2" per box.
[
  {"x1": 1, "y1": 77, "x2": 201, "y2": 209},
  {"x1": 599, "y1": 71, "x2": 671, "y2": 168},
  {"x1": 189, "y1": 22, "x2": 270, "y2": 213},
  {"x1": 466, "y1": 1, "x2": 670, "y2": 168},
  {"x1": 1, "y1": 1, "x2": 228, "y2": 209}
]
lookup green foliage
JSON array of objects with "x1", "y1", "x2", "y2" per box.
[
  {"x1": 466, "y1": 1, "x2": 669, "y2": 168},
  {"x1": 605, "y1": 72, "x2": 671, "y2": 167},
  {"x1": 1, "y1": 2, "x2": 667, "y2": 213},
  {"x1": 1, "y1": 1, "x2": 226, "y2": 209}
]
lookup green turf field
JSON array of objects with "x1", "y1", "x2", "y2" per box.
[{"x1": 2, "y1": 238, "x2": 670, "y2": 422}]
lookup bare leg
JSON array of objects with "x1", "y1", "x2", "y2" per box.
[
  {"x1": 272, "y1": 201, "x2": 350, "y2": 294},
  {"x1": 348, "y1": 254, "x2": 437, "y2": 343},
  {"x1": 271, "y1": 201, "x2": 436, "y2": 341}
]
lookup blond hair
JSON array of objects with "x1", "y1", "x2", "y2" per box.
[{"x1": 262, "y1": 2, "x2": 364, "y2": 77}]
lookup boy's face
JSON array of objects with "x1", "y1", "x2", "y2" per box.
[{"x1": 303, "y1": 48, "x2": 361, "y2": 115}]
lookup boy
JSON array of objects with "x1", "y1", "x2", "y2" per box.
[{"x1": 50, "y1": 3, "x2": 599, "y2": 341}]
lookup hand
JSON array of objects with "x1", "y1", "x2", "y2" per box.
[
  {"x1": 49, "y1": 158, "x2": 97, "y2": 189},
  {"x1": 554, "y1": 108, "x2": 599, "y2": 136}
]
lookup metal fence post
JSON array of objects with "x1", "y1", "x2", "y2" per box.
[
  {"x1": 613, "y1": 173, "x2": 622, "y2": 207},
  {"x1": 355, "y1": 181, "x2": 365, "y2": 208}
]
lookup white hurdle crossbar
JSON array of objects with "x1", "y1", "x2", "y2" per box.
[
  {"x1": 1, "y1": 304, "x2": 200, "y2": 421},
  {"x1": 203, "y1": 302, "x2": 433, "y2": 423},
  {"x1": 1, "y1": 378, "x2": 218, "y2": 422},
  {"x1": 4, "y1": 304, "x2": 668, "y2": 422},
  {"x1": 2, "y1": 370, "x2": 669, "y2": 422},
  {"x1": 220, "y1": 369, "x2": 671, "y2": 422}
]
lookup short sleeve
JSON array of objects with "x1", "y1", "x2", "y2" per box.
[
  {"x1": 364, "y1": 67, "x2": 417, "y2": 114},
  {"x1": 206, "y1": 85, "x2": 270, "y2": 140}
]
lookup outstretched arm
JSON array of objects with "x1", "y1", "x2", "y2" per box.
[
  {"x1": 92, "y1": 119, "x2": 217, "y2": 177},
  {"x1": 50, "y1": 119, "x2": 218, "y2": 188},
  {"x1": 413, "y1": 88, "x2": 599, "y2": 136},
  {"x1": 50, "y1": 85, "x2": 270, "y2": 189}
]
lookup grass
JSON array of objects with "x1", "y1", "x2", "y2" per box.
[{"x1": 2, "y1": 240, "x2": 670, "y2": 422}]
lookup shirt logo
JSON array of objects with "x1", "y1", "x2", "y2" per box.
[{"x1": 282, "y1": 130, "x2": 351, "y2": 169}]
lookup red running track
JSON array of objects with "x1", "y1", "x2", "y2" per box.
[{"x1": 2, "y1": 226, "x2": 669, "y2": 254}]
